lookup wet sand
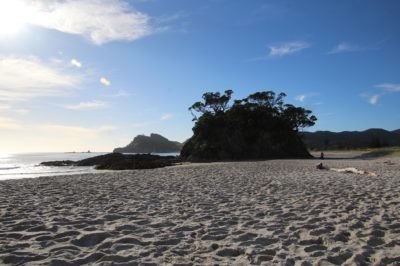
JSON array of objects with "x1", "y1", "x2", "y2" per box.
[{"x1": 1, "y1": 158, "x2": 400, "y2": 265}]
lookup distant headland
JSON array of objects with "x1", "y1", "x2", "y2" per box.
[
  {"x1": 113, "y1": 133, "x2": 182, "y2": 153},
  {"x1": 302, "y1": 128, "x2": 400, "y2": 150}
]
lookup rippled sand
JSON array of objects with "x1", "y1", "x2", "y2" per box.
[{"x1": 1, "y1": 158, "x2": 400, "y2": 265}]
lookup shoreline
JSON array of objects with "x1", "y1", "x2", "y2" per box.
[{"x1": 1, "y1": 158, "x2": 399, "y2": 265}]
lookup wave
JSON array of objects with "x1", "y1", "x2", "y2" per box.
[
  {"x1": 0, "y1": 167, "x2": 94, "y2": 175},
  {"x1": 0, "y1": 166, "x2": 20, "y2": 170}
]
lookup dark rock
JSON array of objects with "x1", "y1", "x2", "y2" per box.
[
  {"x1": 40, "y1": 153, "x2": 180, "y2": 170},
  {"x1": 40, "y1": 160, "x2": 75, "y2": 166}
]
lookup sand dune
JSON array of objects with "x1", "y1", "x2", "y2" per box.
[{"x1": 1, "y1": 158, "x2": 400, "y2": 265}]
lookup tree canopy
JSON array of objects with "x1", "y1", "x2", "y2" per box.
[{"x1": 181, "y1": 90, "x2": 317, "y2": 161}]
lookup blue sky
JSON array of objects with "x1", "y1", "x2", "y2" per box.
[{"x1": 0, "y1": 0, "x2": 399, "y2": 152}]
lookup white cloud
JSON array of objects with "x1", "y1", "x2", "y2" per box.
[
  {"x1": 329, "y1": 41, "x2": 382, "y2": 54},
  {"x1": 64, "y1": 100, "x2": 108, "y2": 110},
  {"x1": 113, "y1": 90, "x2": 131, "y2": 97},
  {"x1": 0, "y1": 56, "x2": 81, "y2": 101},
  {"x1": 71, "y1": 58, "x2": 82, "y2": 68},
  {"x1": 268, "y1": 41, "x2": 310, "y2": 57},
  {"x1": 25, "y1": 0, "x2": 152, "y2": 45},
  {"x1": 294, "y1": 93, "x2": 319, "y2": 103},
  {"x1": 369, "y1": 95, "x2": 379, "y2": 105},
  {"x1": 103, "y1": 89, "x2": 132, "y2": 98},
  {"x1": 295, "y1": 95, "x2": 306, "y2": 102},
  {"x1": 362, "y1": 83, "x2": 400, "y2": 104},
  {"x1": 328, "y1": 42, "x2": 356, "y2": 54},
  {"x1": 0, "y1": 117, "x2": 21, "y2": 129},
  {"x1": 160, "y1": 113, "x2": 173, "y2": 120},
  {"x1": 375, "y1": 83, "x2": 400, "y2": 92},
  {"x1": 100, "y1": 77, "x2": 111, "y2": 86}
]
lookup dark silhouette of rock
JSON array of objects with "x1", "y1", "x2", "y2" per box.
[
  {"x1": 40, "y1": 160, "x2": 75, "y2": 167},
  {"x1": 113, "y1": 133, "x2": 182, "y2": 153},
  {"x1": 302, "y1": 128, "x2": 400, "y2": 150},
  {"x1": 41, "y1": 153, "x2": 180, "y2": 170}
]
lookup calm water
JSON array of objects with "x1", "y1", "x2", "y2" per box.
[
  {"x1": 0, "y1": 152, "x2": 180, "y2": 180},
  {"x1": 0, "y1": 152, "x2": 107, "y2": 180}
]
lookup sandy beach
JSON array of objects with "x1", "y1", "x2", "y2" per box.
[{"x1": 1, "y1": 157, "x2": 400, "y2": 265}]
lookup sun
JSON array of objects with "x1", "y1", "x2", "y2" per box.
[{"x1": 0, "y1": 1, "x2": 29, "y2": 37}]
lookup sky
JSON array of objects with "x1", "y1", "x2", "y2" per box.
[{"x1": 0, "y1": 0, "x2": 399, "y2": 153}]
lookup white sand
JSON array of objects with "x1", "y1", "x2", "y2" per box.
[{"x1": 1, "y1": 158, "x2": 400, "y2": 265}]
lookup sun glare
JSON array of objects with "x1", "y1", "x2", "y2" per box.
[{"x1": 0, "y1": 1, "x2": 29, "y2": 37}]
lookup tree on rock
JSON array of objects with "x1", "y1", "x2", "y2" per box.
[{"x1": 181, "y1": 90, "x2": 317, "y2": 161}]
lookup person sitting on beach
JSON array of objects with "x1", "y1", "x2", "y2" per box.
[{"x1": 316, "y1": 162, "x2": 328, "y2": 170}]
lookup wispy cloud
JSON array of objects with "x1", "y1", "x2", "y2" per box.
[
  {"x1": 295, "y1": 95, "x2": 306, "y2": 102},
  {"x1": 0, "y1": 56, "x2": 81, "y2": 101},
  {"x1": 100, "y1": 77, "x2": 111, "y2": 86},
  {"x1": 375, "y1": 83, "x2": 400, "y2": 92},
  {"x1": 160, "y1": 113, "x2": 173, "y2": 120},
  {"x1": 25, "y1": 0, "x2": 153, "y2": 45},
  {"x1": 268, "y1": 41, "x2": 310, "y2": 57},
  {"x1": 294, "y1": 92, "x2": 318, "y2": 103},
  {"x1": 63, "y1": 100, "x2": 108, "y2": 110},
  {"x1": 362, "y1": 83, "x2": 400, "y2": 105},
  {"x1": 103, "y1": 89, "x2": 132, "y2": 98},
  {"x1": 329, "y1": 42, "x2": 357, "y2": 54},
  {"x1": 0, "y1": 117, "x2": 21, "y2": 129},
  {"x1": 328, "y1": 41, "x2": 383, "y2": 54},
  {"x1": 113, "y1": 90, "x2": 131, "y2": 97},
  {"x1": 71, "y1": 58, "x2": 82, "y2": 68}
]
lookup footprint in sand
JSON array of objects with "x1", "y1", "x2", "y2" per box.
[{"x1": 71, "y1": 232, "x2": 112, "y2": 247}]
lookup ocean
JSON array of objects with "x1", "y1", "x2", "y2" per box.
[
  {"x1": 0, "y1": 152, "x2": 180, "y2": 180},
  {"x1": 0, "y1": 152, "x2": 106, "y2": 180}
]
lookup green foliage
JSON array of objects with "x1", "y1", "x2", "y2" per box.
[
  {"x1": 181, "y1": 90, "x2": 317, "y2": 161},
  {"x1": 189, "y1": 90, "x2": 233, "y2": 120}
]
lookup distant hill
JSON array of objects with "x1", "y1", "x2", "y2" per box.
[
  {"x1": 301, "y1": 128, "x2": 400, "y2": 150},
  {"x1": 113, "y1": 133, "x2": 182, "y2": 154}
]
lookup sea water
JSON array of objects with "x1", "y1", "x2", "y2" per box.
[
  {"x1": 0, "y1": 152, "x2": 108, "y2": 180},
  {"x1": 0, "y1": 152, "x2": 180, "y2": 180}
]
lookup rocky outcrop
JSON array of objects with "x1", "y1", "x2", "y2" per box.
[{"x1": 41, "y1": 153, "x2": 180, "y2": 170}]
